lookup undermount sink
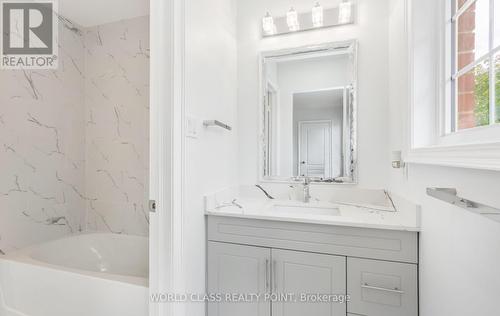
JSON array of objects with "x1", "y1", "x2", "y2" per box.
[{"x1": 267, "y1": 203, "x2": 341, "y2": 217}]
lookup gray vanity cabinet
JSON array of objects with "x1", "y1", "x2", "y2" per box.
[
  {"x1": 207, "y1": 243, "x2": 346, "y2": 316},
  {"x1": 207, "y1": 215, "x2": 419, "y2": 316},
  {"x1": 207, "y1": 242, "x2": 270, "y2": 316}
]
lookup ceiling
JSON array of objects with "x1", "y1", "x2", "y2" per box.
[
  {"x1": 294, "y1": 89, "x2": 344, "y2": 110},
  {"x1": 59, "y1": 0, "x2": 149, "y2": 27}
]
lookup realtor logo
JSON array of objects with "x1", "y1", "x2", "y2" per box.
[{"x1": 1, "y1": 0, "x2": 58, "y2": 69}]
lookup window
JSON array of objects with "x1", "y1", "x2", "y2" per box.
[
  {"x1": 449, "y1": 0, "x2": 500, "y2": 132},
  {"x1": 406, "y1": 0, "x2": 500, "y2": 171}
]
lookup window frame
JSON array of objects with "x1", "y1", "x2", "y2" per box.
[
  {"x1": 445, "y1": 0, "x2": 498, "y2": 135},
  {"x1": 406, "y1": 0, "x2": 500, "y2": 171}
]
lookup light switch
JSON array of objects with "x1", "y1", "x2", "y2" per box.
[{"x1": 186, "y1": 116, "x2": 199, "y2": 139}]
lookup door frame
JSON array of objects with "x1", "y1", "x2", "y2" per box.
[
  {"x1": 297, "y1": 120, "x2": 333, "y2": 178},
  {"x1": 149, "y1": 0, "x2": 186, "y2": 315}
]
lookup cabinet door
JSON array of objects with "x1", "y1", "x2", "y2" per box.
[
  {"x1": 272, "y1": 249, "x2": 347, "y2": 316},
  {"x1": 347, "y1": 258, "x2": 418, "y2": 316},
  {"x1": 207, "y1": 242, "x2": 271, "y2": 316}
]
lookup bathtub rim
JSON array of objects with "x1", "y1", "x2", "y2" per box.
[{"x1": 0, "y1": 232, "x2": 149, "y2": 288}]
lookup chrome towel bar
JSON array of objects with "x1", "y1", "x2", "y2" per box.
[
  {"x1": 203, "y1": 120, "x2": 232, "y2": 131},
  {"x1": 426, "y1": 188, "x2": 500, "y2": 223}
]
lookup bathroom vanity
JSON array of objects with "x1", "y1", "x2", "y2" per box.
[
  {"x1": 206, "y1": 40, "x2": 419, "y2": 316},
  {"x1": 205, "y1": 193, "x2": 420, "y2": 316}
]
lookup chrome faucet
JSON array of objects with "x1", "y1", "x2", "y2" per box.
[
  {"x1": 255, "y1": 184, "x2": 275, "y2": 200},
  {"x1": 302, "y1": 177, "x2": 311, "y2": 203}
]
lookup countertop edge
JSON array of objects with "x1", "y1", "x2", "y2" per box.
[{"x1": 205, "y1": 211, "x2": 421, "y2": 232}]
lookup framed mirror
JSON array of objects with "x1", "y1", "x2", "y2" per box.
[{"x1": 260, "y1": 41, "x2": 357, "y2": 184}]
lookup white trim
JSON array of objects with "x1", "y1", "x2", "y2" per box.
[
  {"x1": 452, "y1": 52, "x2": 492, "y2": 79},
  {"x1": 452, "y1": 0, "x2": 476, "y2": 21},
  {"x1": 442, "y1": 0, "x2": 454, "y2": 134},
  {"x1": 451, "y1": 45, "x2": 500, "y2": 80},
  {"x1": 265, "y1": 47, "x2": 352, "y2": 63},
  {"x1": 442, "y1": 0, "x2": 453, "y2": 135},
  {"x1": 407, "y1": 0, "x2": 414, "y2": 152},
  {"x1": 149, "y1": 0, "x2": 186, "y2": 315},
  {"x1": 293, "y1": 85, "x2": 347, "y2": 95},
  {"x1": 406, "y1": 142, "x2": 500, "y2": 171},
  {"x1": 265, "y1": 81, "x2": 280, "y2": 175},
  {"x1": 489, "y1": 0, "x2": 496, "y2": 125},
  {"x1": 407, "y1": 0, "x2": 443, "y2": 148}
]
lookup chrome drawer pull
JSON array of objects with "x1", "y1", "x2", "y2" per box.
[{"x1": 361, "y1": 283, "x2": 405, "y2": 294}]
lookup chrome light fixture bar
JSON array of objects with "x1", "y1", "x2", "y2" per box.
[{"x1": 261, "y1": 2, "x2": 354, "y2": 37}]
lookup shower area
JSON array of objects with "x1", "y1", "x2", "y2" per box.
[{"x1": 0, "y1": 1, "x2": 150, "y2": 315}]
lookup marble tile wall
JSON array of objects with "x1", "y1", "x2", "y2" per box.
[
  {"x1": 84, "y1": 17, "x2": 150, "y2": 235},
  {"x1": 0, "y1": 17, "x2": 86, "y2": 253},
  {"x1": 0, "y1": 16, "x2": 149, "y2": 253}
]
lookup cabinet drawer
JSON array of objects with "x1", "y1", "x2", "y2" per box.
[{"x1": 347, "y1": 258, "x2": 418, "y2": 316}]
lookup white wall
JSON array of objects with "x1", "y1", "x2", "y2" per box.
[
  {"x1": 392, "y1": 166, "x2": 500, "y2": 316},
  {"x1": 388, "y1": 1, "x2": 500, "y2": 315},
  {"x1": 184, "y1": 0, "x2": 239, "y2": 314},
  {"x1": 237, "y1": 0, "x2": 391, "y2": 187}
]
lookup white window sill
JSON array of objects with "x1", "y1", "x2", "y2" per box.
[{"x1": 405, "y1": 141, "x2": 500, "y2": 171}]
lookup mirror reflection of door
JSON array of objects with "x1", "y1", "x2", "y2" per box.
[
  {"x1": 293, "y1": 88, "x2": 345, "y2": 179},
  {"x1": 261, "y1": 43, "x2": 357, "y2": 182},
  {"x1": 298, "y1": 120, "x2": 332, "y2": 177}
]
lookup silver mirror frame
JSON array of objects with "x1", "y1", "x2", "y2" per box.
[{"x1": 258, "y1": 41, "x2": 358, "y2": 184}]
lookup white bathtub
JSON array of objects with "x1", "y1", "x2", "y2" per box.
[{"x1": 0, "y1": 233, "x2": 149, "y2": 316}]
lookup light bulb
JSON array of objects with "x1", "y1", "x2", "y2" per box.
[
  {"x1": 312, "y1": 2, "x2": 323, "y2": 28},
  {"x1": 286, "y1": 7, "x2": 300, "y2": 32},
  {"x1": 338, "y1": 1, "x2": 352, "y2": 24},
  {"x1": 262, "y1": 12, "x2": 275, "y2": 35}
]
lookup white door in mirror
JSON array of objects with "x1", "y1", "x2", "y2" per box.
[{"x1": 298, "y1": 120, "x2": 332, "y2": 178}]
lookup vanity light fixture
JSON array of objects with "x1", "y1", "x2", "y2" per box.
[
  {"x1": 312, "y1": 2, "x2": 324, "y2": 28},
  {"x1": 286, "y1": 7, "x2": 300, "y2": 31},
  {"x1": 262, "y1": 2, "x2": 355, "y2": 37},
  {"x1": 338, "y1": 0, "x2": 353, "y2": 24},
  {"x1": 262, "y1": 12, "x2": 276, "y2": 36}
]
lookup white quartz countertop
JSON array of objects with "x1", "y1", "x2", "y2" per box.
[{"x1": 205, "y1": 197, "x2": 421, "y2": 232}]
